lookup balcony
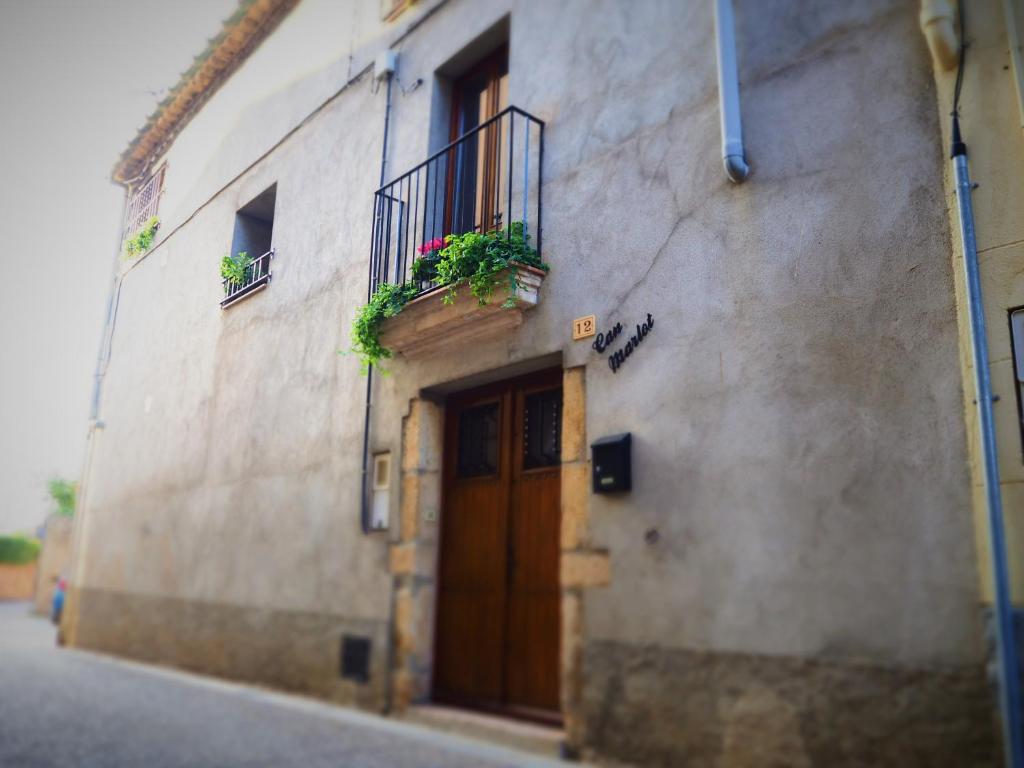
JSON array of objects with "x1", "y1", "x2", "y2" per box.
[
  {"x1": 221, "y1": 248, "x2": 273, "y2": 308},
  {"x1": 368, "y1": 106, "x2": 544, "y2": 357}
]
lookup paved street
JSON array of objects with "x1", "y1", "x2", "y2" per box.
[{"x1": 0, "y1": 602, "x2": 564, "y2": 768}]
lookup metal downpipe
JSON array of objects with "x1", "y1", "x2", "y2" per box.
[
  {"x1": 953, "y1": 132, "x2": 1024, "y2": 767},
  {"x1": 361, "y1": 71, "x2": 394, "y2": 536},
  {"x1": 714, "y1": 0, "x2": 750, "y2": 183}
]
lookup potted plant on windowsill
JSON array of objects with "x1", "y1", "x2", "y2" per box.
[
  {"x1": 122, "y1": 216, "x2": 160, "y2": 260},
  {"x1": 350, "y1": 222, "x2": 547, "y2": 370}
]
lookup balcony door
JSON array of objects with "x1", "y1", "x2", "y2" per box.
[
  {"x1": 448, "y1": 45, "x2": 508, "y2": 236},
  {"x1": 433, "y1": 369, "x2": 562, "y2": 723}
]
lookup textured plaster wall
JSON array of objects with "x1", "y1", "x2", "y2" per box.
[
  {"x1": 75, "y1": 0, "x2": 987, "y2": 754},
  {"x1": 563, "y1": 0, "x2": 982, "y2": 669}
]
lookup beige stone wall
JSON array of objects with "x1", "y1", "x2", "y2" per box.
[
  {"x1": 0, "y1": 562, "x2": 38, "y2": 601},
  {"x1": 928, "y1": 0, "x2": 1024, "y2": 602},
  {"x1": 34, "y1": 516, "x2": 73, "y2": 616}
]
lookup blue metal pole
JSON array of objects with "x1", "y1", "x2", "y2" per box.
[{"x1": 954, "y1": 145, "x2": 1024, "y2": 767}]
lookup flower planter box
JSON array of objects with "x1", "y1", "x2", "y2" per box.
[{"x1": 377, "y1": 262, "x2": 546, "y2": 359}]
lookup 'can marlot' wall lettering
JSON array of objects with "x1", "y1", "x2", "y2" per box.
[
  {"x1": 591, "y1": 322, "x2": 623, "y2": 354},
  {"x1": 592, "y1": 313, "x2": 654, "y2": 373}
]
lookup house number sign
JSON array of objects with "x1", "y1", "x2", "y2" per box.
[
  {"x1": 573, "y1": 315, "x2": 597, "y2": 340},
  {"x1": 592, "y1": 313, "x2": 654, "y2": 373}
]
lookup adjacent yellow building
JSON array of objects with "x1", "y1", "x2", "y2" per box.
[{"x1": 926, "y1": 0, "x2": 1024, "y2": 603}]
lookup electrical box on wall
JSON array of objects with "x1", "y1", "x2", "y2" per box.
[
  {"x1": 370, "y1": 452, "x2": 391, "y2": 530},
  {"x1": 374, "y1": 49, "x2": 397, "y2": 80},
  {"x1": 592, "y1": 433, "x2": 631, "y2": 493}
]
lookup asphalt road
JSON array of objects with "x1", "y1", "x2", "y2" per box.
[{"x1": 0, "y1": 602, "x2": 563, "y2": 768}]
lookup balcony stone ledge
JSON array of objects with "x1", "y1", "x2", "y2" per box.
[{"x1": 377, "y1": 262, "x2": 546, "y2": 359}]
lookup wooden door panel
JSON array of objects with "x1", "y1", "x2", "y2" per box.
[
  {"x1": 434, "y1": 390, "x2": 510, "y2": 707},
  {"x1": 505, "y1": 466, "x2": 561, "y2": 712},
  {"x1": 433, "y1": 591, "x2": 505, "y2": 704},
  {"x1": 437, "y1": 480, "x2": 506, "y2": 587}
]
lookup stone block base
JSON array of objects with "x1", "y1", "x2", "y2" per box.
[
  {"x1": 583, "y1": 641, "x2": 997, "y2": 767},
  {"x1": 70, "y1": 588, "x2": 389, "y2": 712}
]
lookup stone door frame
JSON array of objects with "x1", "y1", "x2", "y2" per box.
[{"x1": 387, "y1": 365, "x2": 609, "y2": 749}]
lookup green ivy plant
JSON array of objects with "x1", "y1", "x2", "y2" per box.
[
  {"x1": 350, "y1": 281, "x2": 419, "y2": 372},
  {"x1": 47, "y1": 477, "x2": 76, "y2": 518},
  {"x1": 122, "y1": 216, "x2": 160, "y2": 260},
  {"x1": 220, "y1": 251, "x2": 252, "y2": 285},
  {"x1": 349, "y1": 222, "x2": 546, "y2": 370}
]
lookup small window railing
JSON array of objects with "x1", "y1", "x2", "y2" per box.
[
  {"x1": 368, "y1": 105, "x2": 544, "y2": 300},
  {"x1": 221, "y1": 249, "x2": 274, "y2": 308}
]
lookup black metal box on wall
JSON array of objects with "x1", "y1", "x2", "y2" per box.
[{"x1": 592, "y1": 433, "x2": 631, "y2": 493}]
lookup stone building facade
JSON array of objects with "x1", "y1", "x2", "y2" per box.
[{"x1": 65, "y1": 0, "x2": 1020, "y2": 764}]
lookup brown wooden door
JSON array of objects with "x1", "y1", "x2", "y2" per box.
[{"x1": 433, "y1": 369, "x2": 562, "y2": 721}]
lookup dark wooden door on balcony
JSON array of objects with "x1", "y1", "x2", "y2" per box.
[
  {"x1": 433, "y1": 369, "x2": 562, "y2": 723},
  {"x1": 447, "y1": 45, "x2": 508, "y2": 236}
]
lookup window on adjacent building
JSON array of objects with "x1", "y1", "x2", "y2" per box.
[
  {"x1": 381, "y1": 0, "x2": 414, "y2": 22},
  {"x1": 1010, "y1": 307, "x2": 1024, "y2": 458}
]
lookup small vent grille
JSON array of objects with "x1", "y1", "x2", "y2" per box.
[{"x1": 340, "y1": 635, "x2": 371, "y2": 683}]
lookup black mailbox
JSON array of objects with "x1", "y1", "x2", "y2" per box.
[{"x1": 592, "y1": 433, "x2": 631, "y2": 493}]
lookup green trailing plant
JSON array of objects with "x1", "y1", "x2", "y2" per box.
[
  {"x1": 220, "y1": 251, "x2": 253, "y2": 285},
  {"x1": 47, "y1": 477, "x2": 76, "y2": 518},
  {"x1": 122, "y1": 216, "x2": 160, "y2": 260},
  {"x1": 349, "y1": 222, "x2": 547, "y2": 370},
  {"x1": 350, "y1": 281, "x2": 419, "y2": 372},
  {"x1": 0, "y1": 535, "x2": 41, "y2": 565}
]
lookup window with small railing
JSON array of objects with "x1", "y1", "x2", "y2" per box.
[
  {"x1": 122, "y1": 165, "x2": 165, "y2": 245},
  {"x1": 222, "y1": 184, "x2": 277, "y2": 308}
]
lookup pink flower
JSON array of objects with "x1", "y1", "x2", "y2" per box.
[{"x1": 417, "y1": 237, "x2": 444, "y2": 255}]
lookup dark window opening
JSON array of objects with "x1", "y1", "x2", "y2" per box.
[{"x1": 231, "y1": 184, "x2": 276, "y2": 259}]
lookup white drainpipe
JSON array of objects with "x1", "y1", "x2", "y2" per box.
[{"x1": 714, "y1": 0, "x2": 750, "y2": 182}]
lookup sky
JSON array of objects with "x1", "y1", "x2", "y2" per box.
[{"x1": 0, "y1": 0, "x2": 238, "y2": 534}]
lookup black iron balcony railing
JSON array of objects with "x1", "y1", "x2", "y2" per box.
[
  {"x1": 221, "y1": 248, "x2": 274, "y2": 308},
  {"x1": 369, "y1": 105, "x2": 544, "y2": 299}
]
